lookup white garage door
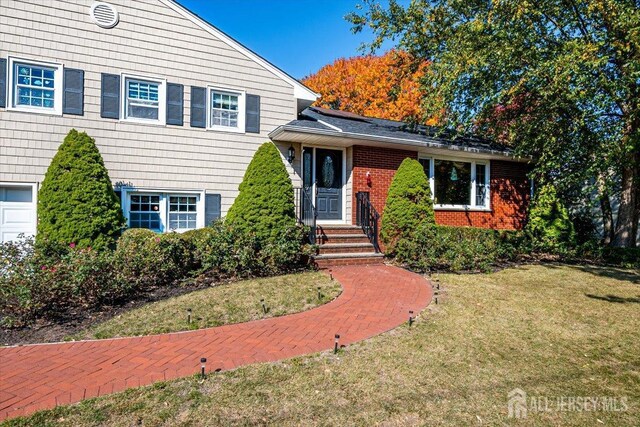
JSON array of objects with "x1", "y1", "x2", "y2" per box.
[{"x1": 0, "y1": 185, "x2": 37, "y2": 243}]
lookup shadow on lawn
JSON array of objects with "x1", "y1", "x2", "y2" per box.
[
  {"x1": 585, "y1": 293, "x2": 640, "y2": 304},
  {"x1": 568, "y1": 265, "x2": 640, "y2": 285}
]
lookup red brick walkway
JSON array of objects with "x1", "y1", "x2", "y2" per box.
[{"x1": 0, "y1": 265, "x2": 432, "y2": 421}]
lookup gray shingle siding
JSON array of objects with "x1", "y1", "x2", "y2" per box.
[{"x1": 0, "y1": 0, "x2": 299, "y2": 216}]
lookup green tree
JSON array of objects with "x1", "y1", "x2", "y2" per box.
[
  {"x1": 38, "y1": 129, "x2": 125, "y2": 249},
  {"x1": 526, "y1": 184, "x2": 577, "y2": 253},
  {"x1": 380, "y1": 157, "x2": 435, "y2": 254},
  {"x1": 226, "y1": 142, "x2": 296, "y2": 241},
  {"x1": 348, "y1": 0, "x2": 640, "y2": 247}
]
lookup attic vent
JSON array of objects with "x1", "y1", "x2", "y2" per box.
[{"x1": 90, "y1": 2, "x2": 119, "y2": 29}]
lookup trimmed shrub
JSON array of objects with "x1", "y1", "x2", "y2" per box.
[
  {"x1": 37, "y1": 129, "x2": 125, "y2": 250},
  {"x1": 380, "y1": 158, "x2": 435, "y2": 254},
  {"x1": 526, "y1": 184, "x2": 576, "y2": 253},
  {"x1": 395, "y1": 225, "x2": 527, "y2": 272},
  {"x1": 184, "y1": 221, "x2": 311, "y2": 278},
  {"x1": 226, "y1": 142, "x2": 296, "y2": 241},
  {"x1": 114, "y1": 229, "x2": 194, "y2": 291}
]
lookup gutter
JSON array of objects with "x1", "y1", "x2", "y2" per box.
[{"x1": 269, "y1": 125, "x2": 531, "y2": 161}]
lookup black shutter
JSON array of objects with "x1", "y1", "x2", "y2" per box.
[
  {"x1": 205, "y1": 194, "x2": 221, "y2": 225},
  {"x1": 101, "y1": 73, "x2": 120, "y2": 119},
  {"x1": 0, "y1": 58, "x2": 7, "y2": 108},
  {"x1": 166, "y1": 83, "x2": 184, "y2": 126},
  {"x1": 190, "y1": 86, "x2": 206, "y2": 128},
  {"x1": 245, "y1": 94, "x2": 260, "y2": 133},
  {"x1": 63, "y1": 68, "x2": 84, "y2": 115}
]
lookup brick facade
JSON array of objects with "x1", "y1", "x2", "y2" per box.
[
  {"x1": 351, "y1": 145, "x2": 418, "y2": 225},
  {"x1": 351, "y1": 145, "x2": 530, "y2": 233}
]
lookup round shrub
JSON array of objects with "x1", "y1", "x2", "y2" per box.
[
  {"x1": 38, "y1": 129, "x2": 125, "y2": 250},
  {"x1": 226, "y1": 142, "x2": 296, "y2": 242},
  {"x1": 526, "y1": 184, "x2": 576, "y2": 254},
  {"x1": 114, "y1": 229, "x2": 194, "y2": 291},
  {"x1": 380, "y1": 157, "x2": 435, "y2": 254}
]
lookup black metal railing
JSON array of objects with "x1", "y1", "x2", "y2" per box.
[
  {"x1": 356, "y1": 192, "x2": 380, "y2": 253},
  {"x1": 295, "y1": 187, "x2": 318, "y2": 244}
]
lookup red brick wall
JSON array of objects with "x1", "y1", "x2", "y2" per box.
[
  {"x1": 351, "y1": 145, "x2": 418, "y2": 224},
  {"x1": 351, "y1": 146, "x2": 530, "y2": 231}
]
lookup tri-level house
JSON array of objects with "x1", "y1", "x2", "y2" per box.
[{"x1": 0, "y1": 0, "x2": 532, "y2": 265}]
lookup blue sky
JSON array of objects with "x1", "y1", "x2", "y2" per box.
[{"x1": 178, "y1": 0, "x2": 397, "y2": 79}]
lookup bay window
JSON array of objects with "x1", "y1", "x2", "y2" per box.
[{"x1": 420, "y1": 157, "x2": 490, "y2": 209}]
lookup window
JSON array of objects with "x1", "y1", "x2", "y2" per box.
[
  {"x1": 418, "y1": 158, "x2": 432, "y2": 180},
  {"x1": 434, "y1": 160, "x2": 472, "y2": 206},
  {"x1": 169, "y1": 196, "x2": 197, "y2": 230},
  {"x1": 420, "y1": 157, "x2": 490, "y2": 209},
  {"x1": 122, "y1": 75, "x2": 166, "y2": 123},
  {"x1": 124, "y1": 190, "x2": 204, "y2": 232},
  {"x1": 129, "y1": 195, "x2": 161, "y2": 230},
  {"x1": 208, "y1": 87, "x2": 245, "y2": 132},
  {"x1": 9, "y1": 59, "x2": 62, "y2": 114},
  {"x1": 475, "y1": 164, "x2": 488, "y2": 207}
]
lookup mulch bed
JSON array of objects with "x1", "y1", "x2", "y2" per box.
[{"x1": 0, "y1": 275, "x2": 224, "y2": 347}]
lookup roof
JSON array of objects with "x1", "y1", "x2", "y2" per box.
[
  {"x1": 160, "y1": 0, "x2": 318, "y2": 102},
  {"x1": 270, "y1": 107, "x2": 518, "y2": 158}
]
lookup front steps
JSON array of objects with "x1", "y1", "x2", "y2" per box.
[{"x1": 314, "y1": 225, "x2": 384, "y2": 269}]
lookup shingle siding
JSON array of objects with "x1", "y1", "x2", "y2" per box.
[{"x1": 0, "y1": 0, "x2": 297, "y2": 215}]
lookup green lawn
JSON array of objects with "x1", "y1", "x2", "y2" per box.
[
  {"x1": 6, "y1": 264, "x2": 640, "y2": 426},
  {"x1": 70, "y1": 272, "x2": 341, "y2": 340}
]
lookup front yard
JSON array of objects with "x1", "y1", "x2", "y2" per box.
[
  {"x1": 4, "y1": 264, "x2": 639, "y2": 426},
  {"x1": 72, "y1": 272, "x2": 341, "y2": 340}
]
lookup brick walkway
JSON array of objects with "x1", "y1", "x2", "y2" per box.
[{"x1": 0, "y1": 265, "x2": 432, "y2": 421}]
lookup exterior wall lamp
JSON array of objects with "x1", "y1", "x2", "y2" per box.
[
  {"x1": 287, "y1": 145, "x2": 295, "y2": 163},
  {"x1": 366, "y1": 171, "x2": 372, "y2": 187}
]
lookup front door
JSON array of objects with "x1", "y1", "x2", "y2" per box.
[{"x1": 315, "y1": 149, "x2": 342, "y2": 220}]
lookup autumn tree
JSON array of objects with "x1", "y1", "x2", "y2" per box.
[
  {"x1": 349, "y1": 0, "x2": 640, "y2": 247},
  {"x1": 303, "y1": 50, "x2": 437, "y2": 125}
]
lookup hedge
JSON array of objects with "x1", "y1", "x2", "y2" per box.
[
  {"x1": 394, "y1": 224, "x2": 528, "y2": 272},
  {"x1": 1, "y1": 223, "x2": 312, "y2": 327}
]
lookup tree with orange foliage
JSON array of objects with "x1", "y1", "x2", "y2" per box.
[{"x1": 302, "y1": 50, "x2": 437, "y2": 125}]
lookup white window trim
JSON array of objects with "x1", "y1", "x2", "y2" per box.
[
  {"x1": 207, "y1": 86, "x2": 246, "y2": 133},
  {"x1": 120, "y1": 73, "x2": 166, "y2": 125},
  {"x1": 7, "y1": 57, "x2": 63, "y2": 116},
  {"x1": 120, "y1": 187, "x2": 205, "y2": 233},
  {"x1": 418, "y1": 155, "x2": 491, "y2": 211}
]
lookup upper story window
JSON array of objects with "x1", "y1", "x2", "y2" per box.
[
  {"x1": 122, "y1": 75, "x2": 166, "y2": 124},
  {"x1": 208, "y1": 87, "x2": 245, "y2": 132},
  {"x1": 9, "y1": 58, "x2": 63, "y2": 115},
  {"x1": 420, "y1": 157, "x2": 490, "y2": 209}
]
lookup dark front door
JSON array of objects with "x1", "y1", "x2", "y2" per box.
[{"x1": 315, "y1": 148, "x2": 342, "y2": 220}]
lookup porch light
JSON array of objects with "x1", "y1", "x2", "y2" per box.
[{"x1": 287, "y1": 145, "x2": 295, "y2": 163}]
